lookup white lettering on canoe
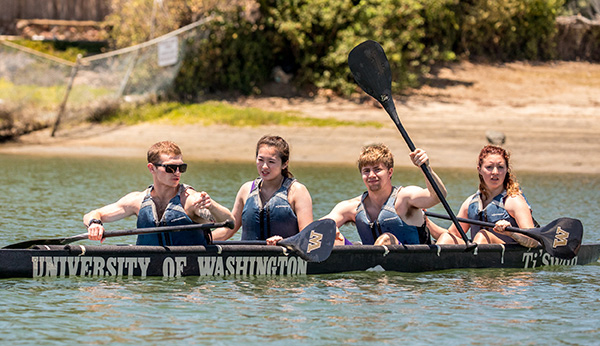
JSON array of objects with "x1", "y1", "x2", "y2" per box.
[
  {"x1": 32, "y1": 256, "x2": 150, "y2": 278},
  {"x1": 541, "y1": 252, "x2": 577, "y2": 267},
  {"x1": 522, "y1": 249, "x2": 578, "y2": 268},
  {"x1": 226, "y1": 257, "x2": 235, "y2": 275},
  {"x1": 31, "y1": 255, "x2": 307, "y2": 277},
  {"x1": 138, "y1": 258, "x2": 150, "y2": 277},
  {"x1": 197, "y1": 256, "x2": 307, "y2": 276},
  {"x1": 163, "y1": 257, "x2": 174, "y2": 277},
  {"x1": 162, "y1": 257, "x2": 187, "y2": 278},
  {"x1": 198, "y1": 257, "x2": 222, "y2": 276}
]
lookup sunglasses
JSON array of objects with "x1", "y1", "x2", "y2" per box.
[{"x1": 154, "y1": 163, "x2": 188, "y2": 174}]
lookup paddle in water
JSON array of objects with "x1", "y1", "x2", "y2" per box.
[
  {"x1": 3, "y1": 220, "x2": 235, "y2": 250},
  {"x1": 425, "y1": 211, "x2": 583, "y2": 259},
  {"x1": 348, "y1": 40, "x2": 474, "y2": 248},
  {"x1": 214, "y1": 218, "x2": 337, "y2": 263}
]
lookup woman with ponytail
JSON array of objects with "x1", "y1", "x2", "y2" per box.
[
  {"x1": 211, "y1": 135, "x2": 313, "y2": 245},
  {"x1": 429, "y1": 145, "x2": 539, "y2": 247}
]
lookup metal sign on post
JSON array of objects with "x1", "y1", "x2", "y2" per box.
[{"x1": 157, "y1": 36, "x2": 179, "y2": 67}]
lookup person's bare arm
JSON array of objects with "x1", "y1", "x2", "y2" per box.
[
  {"x1": 83, "y1": 191, "x2": 144, "y2": 241},
  {"x1": 210, "y1": 182, "x2": 251, "y2": 241},
  {"x1": 495, "y1": 194, "x2": 538, "y2": 248},
  {"x1": 319, "y1": 196, "x2": 361, "y2": 245},
  {"x1": 288, "y1": 181, "x2": 313, "y2": 231},
  {"x1": 427, "y1": 198, "x2": 472, "y2": 244},
  {"x1": 321, "y1": 197, "x2": 360, "y2": 229},
  {"x1": 184, "y1": 187, "x2": 233, "y2": 224},
  {"x1": 405, "y1": 149, "x2": 447, "y2": 210}
]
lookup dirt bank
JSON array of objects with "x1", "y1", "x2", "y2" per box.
[{"x1": 1, "y1": 61, "x2": 599, "y2": 174}]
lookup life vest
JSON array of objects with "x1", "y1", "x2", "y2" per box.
[
  {"x1": 466, "y1": 190, "x2": 534, "y2": 243},
  {"x1": 241, "y1": 177, "x2": 299, "y2": 240},
  {"x1": 136, "y1": 184, "x2": 207, "y2": 246},
  {"x1": 355, "y1": 186, "x2": 426, "y2": 245}
]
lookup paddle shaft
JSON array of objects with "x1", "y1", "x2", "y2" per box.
[
  {"x1": 384, "y1": 101, "x2": 472, "y2": 246},
  {"x1": 96, "y1": 220, "x2": 234, "y2": 241},
  {"x1": 3, "y1": 220, "x2": 234, "y2": 249},
  {"x1": 425, "y1": 211, "x2": 536, "y2": 240}
]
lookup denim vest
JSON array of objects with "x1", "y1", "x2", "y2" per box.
[
  {"x1": 355, "y1": 186, "x2": 422, "y2": 245},
  {"x1": 241, "y1": 177, "x2": 299, "y2": 240},
  {"x1": 136, "y1": 184, "x2": 207, "y2": 246},
  {"x1": 466, "y1": 190, "x2": 533, "y2": 243}
]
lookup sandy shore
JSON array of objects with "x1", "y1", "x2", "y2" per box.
[{"x1": 2, "y1": 61, "x2": 599, "y2": 174}]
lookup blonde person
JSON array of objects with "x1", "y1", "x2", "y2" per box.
[{"x1": 322, "y1": 143, "x2": 445, "y2": 245}]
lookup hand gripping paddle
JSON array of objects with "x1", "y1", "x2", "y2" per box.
[{"x1": 425, "y1": 211, "x2": 583, "y2": 259}]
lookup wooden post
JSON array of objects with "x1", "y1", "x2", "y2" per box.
[{"x1": 51, "y1": 54, "x2": 81, "y2": 137}]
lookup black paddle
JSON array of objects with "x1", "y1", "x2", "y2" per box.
[
  {"x1": 348, "y1": 40, "x2": 473, "y2": 248},
  {"x1": 3, "y1": 220, "x2": 235, "y2": 250},
  {"x1": 425, "y1": 211, "x2": 583, "y2": 259},
  {"x1": 214, "y1": 218, "x2": 337, "y2": 263}
]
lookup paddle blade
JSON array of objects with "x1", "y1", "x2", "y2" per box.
[
  {"x1": 278, "y1": 219, "x2": 336, "y2": 262},
  {"x1": 2, "y1": 234, "x2": 87, "y2": 249},
  {"x1": 348, "y1": 40, "x2": 393, "y2": 104},
  {"x1": 525, "y1": 218, "x2": 583, "y2": 260},
  {"x1": 3, "y1": 221, "x2": 234, "y2": 250}
]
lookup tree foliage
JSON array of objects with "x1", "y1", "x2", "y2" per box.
[
  {"x1": 174, "y1": 8, "x2": 274, "y2": 98},
  {"x1": 106, "y1": 0, "x2": 566, "y2": 98},
  {"x1": 457, "y1": 0, "x2": 564, "y2": 60}
]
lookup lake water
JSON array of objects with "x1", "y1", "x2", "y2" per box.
[{"x1": 1, "y1": 154, "x2": 599, "y2": 345}]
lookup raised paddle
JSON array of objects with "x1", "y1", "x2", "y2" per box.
[
  {"x1": 3, "y1": 220, "x2": 235, "y2": 250},
  {"x1": 348, "y1": 40, "x2": 473, "y2": 248},
  {"x1": 425, "y1": 211, "x2": 583, "y2": 259},
  {"x1": 214, "y1": 218, "x2": 337, "y2": 263}
]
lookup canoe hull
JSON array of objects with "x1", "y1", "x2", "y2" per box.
[{"x1": 1, "y1": 243, "x2": 599, "y2": 278}]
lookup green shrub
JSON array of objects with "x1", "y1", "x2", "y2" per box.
[
  {"x1": 104, "y1": 0, "x2": 567, "y2": 98},
  {"x1": 174, "y1": 9, "x2": 274, "y2": 98},
  {"x1": 256, "y1": 0, "x2": 460, "y2": 94},
  {"x1": 456, "y1": 0, "x2": 564, "y2": 60}
]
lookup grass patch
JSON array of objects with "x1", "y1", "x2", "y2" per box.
[
  {"x1": 105, "y1": 101, "x2": 384, "y2": 128},
  {"x1": 0, "y1": 78, "x2": 65, "y2": 109},
  {"x1": 9, "y1": 40, "x2": 100, "y2": 62},
  {"x1": 0, "y1": 78, "x2": 116, "y2": 109}
]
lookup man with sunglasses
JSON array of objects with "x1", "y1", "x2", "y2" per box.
[{"x1": 83, "y1": 141, "x2": 233, "y2": 246}]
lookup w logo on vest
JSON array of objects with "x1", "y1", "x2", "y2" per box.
[{"x1": 307, "y1": 230, "x2": 323, "y2": 253}]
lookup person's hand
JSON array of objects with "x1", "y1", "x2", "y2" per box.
[
  {"x1": 87, "y1": 223, "x2": 105, "y2": 241},
  {"x1": 493, "y1": 220, "x2": 512, "y2": 234},
  {"x1": 334, "y1": 229, "x2": 346, "y2": 246},
  {"x1": 409, "y1": 148, "x2": 430, "y2": 167},
  {"x1": 191, "y1": 191, "x2": 213, "y2": 211},
  {"x1": 266, "y1": 235, "x2": 283, "y2": 245}
]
